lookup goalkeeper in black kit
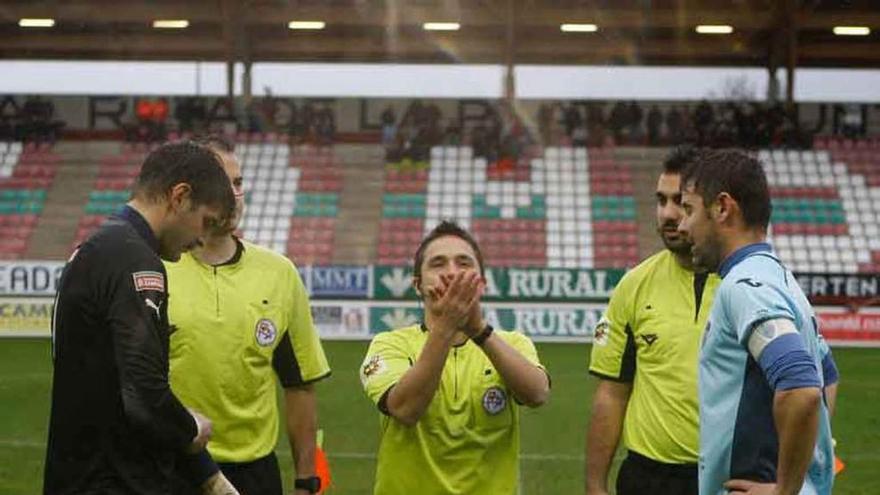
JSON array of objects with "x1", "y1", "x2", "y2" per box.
[{"x1": 43, "y1": 142, "x2": 239, "y2": 495}]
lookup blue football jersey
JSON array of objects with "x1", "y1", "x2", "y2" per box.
[{"x1": 699, "y1": 243, "x2": 834, "y2": 495}]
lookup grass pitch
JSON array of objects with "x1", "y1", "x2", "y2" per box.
[{"x1": 1, "y1": 340, "x2": 877, "y2": 494}]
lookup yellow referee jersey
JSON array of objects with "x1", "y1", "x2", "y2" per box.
[
  {"x1": 165, "y1": 239, "x2": 330, "y2": 462},
  {"x1": 589, "y1": 249, "x2": 719, "y2": 464},
  {"x1": 360, "y1": 325, "x2": 544, "y2": 495}
]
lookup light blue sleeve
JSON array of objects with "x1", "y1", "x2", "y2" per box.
[
  {"x1": 816, "y1": 333, "x2": 831, "y2": 360},
  {"x1": 722, "y1": 276, "x2": 797, "y2": 346}
]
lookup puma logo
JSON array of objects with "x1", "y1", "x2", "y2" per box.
[{"x1": 145, "y1": 298, "x2": 162, "y2": 318}]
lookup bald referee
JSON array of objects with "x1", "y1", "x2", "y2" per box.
[{"x1": 585, "y1": 148, "x2": 720, "y2": 495}]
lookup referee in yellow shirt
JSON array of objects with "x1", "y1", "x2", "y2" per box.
[
  {"x1": 167, "y1": 136, "x2": 330, "y2": 495},
  {"x1": 360, "y1": 221, "x2": 550, "y2": 495},
  {"x1": 585, "y1": 147, "x2": 719, "y2": 495}
]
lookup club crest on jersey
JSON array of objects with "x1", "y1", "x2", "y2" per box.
[
  {"x1": 132, "y1": 271, "x2": 164, "y2": 292},
  {"x1": 482, "y1": 386, "x2": 507, "y2": 415},
  {"x1": 593, "y1": 318, "x2": 610, "y2": 346},
  {"x1": 255, "y1": 318, "x2": 278, "y2": 347}
]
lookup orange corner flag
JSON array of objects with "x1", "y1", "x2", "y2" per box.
[{"x1": 315, "y1": 430, "x2": 332, "y2": 493}]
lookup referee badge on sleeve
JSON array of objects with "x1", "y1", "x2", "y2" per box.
[
  {"x1": 255, "y1": 318, "x2": 278, "y2": 347},
  {"x1": 362, "y1": 355, "x2": 385, "y2": 379},
  {"x1": 593, "y1": 317, "x2": 610, "y2": 346}
]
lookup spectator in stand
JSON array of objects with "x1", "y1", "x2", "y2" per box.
[
  {"x1": 175, "y1": 98, "x2": 199, "y2": 134},
  {"x1": 471, "y1": 124, "x2": 489, "y2": 160},
  {"x1": 21, "y1": 95, "x2": 63, "y2": 145},
  {"x1": 572, "y1": 123, "x2": 588, "y2": 147},
  {"x1": 564, "y1": 104, "x2": 583, "y2": 138},
  {"x1": 737, "y1": 104, "x2": 758, "y2": 147},
  {"x1": 587, "y1": 103, "x2": 606, "y2": 146},
  {"x1": 0, "y1": 96, "x2": 19, "y2": 141},
  {"x1": 646, "y1": 105, "x2": 663, "y2": 146},
  {"x1": 316, "y1": 108, "x2": 335, "y2": 146},
  {"x1": 243, "y1": 99, "x2": 263, "y2": 133},
  {"x1": 486, "y1": 116, "x2": 502, "y2": 163},
  {"x1": 443, "y1": 121, "x2": 461, "y2": 146},
  {"x1": 426, "y1": 102, "x2": 443, "y2": 144},
  {"x1": 381, "y1": 105, "x2": 397, "y2": 147},
  {"x1": 301, "y1": 102, "x2": 316, "y2": 143},
  {"x1": 713, "y1": 103, "x2": 739, "y2": 148},
  {"x1": 537, "y1": 102, "x2": 554, "y2": 144},
  {"x1": 627, "y1": 101, "x2": 644, "y2": 144},
  {"x1": 411, "y1": 127, "x2": 431, "y2": 163},
  {"x1": 693, "y1": 100, "x2": 714, "y2": 146},
  {"x1": 259, "y1": 87, "x2": 278, "y2": 133},
  {"x1": 285, "y1": 100, "x2": 300, "y2": 140},
  {"x1": 839, "y1": 104, "x2": 864, "y2": 139},
  {"x1": 407, "y1": 100, "x2": 426, "y2": 133},
  {"x1": 609, "y1": 101, "x2": 628, "y2": 145},
  {"x1": 135, "y1": 99, "x2": 155, "y2": 142},
  {"x1": 153, "y1": 99, "x2": 170, "y2": 142}
]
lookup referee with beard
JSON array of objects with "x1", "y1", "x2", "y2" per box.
[{"x1": 585, "y1": 148, "x2": 720, "y2": 495}]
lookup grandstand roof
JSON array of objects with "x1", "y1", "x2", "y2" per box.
[{"x1": 2, "y1": 0, "x2": 879, "y2": 68}]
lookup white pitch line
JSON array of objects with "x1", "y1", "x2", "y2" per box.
[
  {"x1": 0, "y1": 438, "x2": 43, "y2": 448},
  {"x1": 0, "y1": 372, "x2": 50, "y2": 383}
]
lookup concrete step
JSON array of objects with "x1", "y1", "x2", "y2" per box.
[
  {"x1": 331, "y1": 144, "x2": 386, "y2": 265},
  {"x1": 27, "y1": 147, "x2": 101, "y2": 259}
]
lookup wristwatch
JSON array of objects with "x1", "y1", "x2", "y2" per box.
[
  {"x1": 294, "y1": 476, "x2": 322, "y2": 493},
  {"x1": 471, "y1": 323, "x2": 494, "y2": 346}
]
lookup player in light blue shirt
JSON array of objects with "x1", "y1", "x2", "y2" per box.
[{"x1": 677, "y1": 149, "x2": 838, "y2": 495}]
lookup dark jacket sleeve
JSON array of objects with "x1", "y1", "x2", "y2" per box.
[{"x1": 105, "y1": 252, "x2": 197, "y2": 451}]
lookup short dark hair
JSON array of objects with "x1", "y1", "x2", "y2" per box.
[
  {"x1": 681, "y1": 149, "x2": 772, "y2": 230},
  {"x1": 662, "y1": 145, "x2": 698, "y2": 174},
  {"x1": 190, "y1": 134, "x2": 235, "y2": 153},
  {"x1": 413, "y1": 220, "x2": 486, "y2": 282},
  {"x1": 132, "y1": 141, "x2": 235, "y2": 220}
]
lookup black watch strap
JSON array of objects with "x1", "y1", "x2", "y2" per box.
[
  {"x1": 471, "y1": 324, "x2": 494, "y2": 346},
  {"x1": 294, "y1": 475, "x2": 322, "y2": 493}
]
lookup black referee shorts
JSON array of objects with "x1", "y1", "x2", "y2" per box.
[
  {"x1": 218, "y1": 452, "x2": 284, "y2": 495},
  {"x1": 173, "y1": 452, "x2": 283, "y2": 495},
  {"x1": 616, "y1": 450, "x2": 698, "y2": 495}
]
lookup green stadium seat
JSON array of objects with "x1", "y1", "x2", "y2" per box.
[
  {"x1": 382, "y1": 205, "x2": 400, "y2": 218},
  {"x1": 592, "y1": 208, "x2": 611, "y2": 221},
  {"x1": 517, "y1": 206, "x2": 545, "y2": 219}
]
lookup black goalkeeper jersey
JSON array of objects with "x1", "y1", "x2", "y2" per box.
[{"x1": 44, "y1": 206, "x2": 197, "y2": 495}]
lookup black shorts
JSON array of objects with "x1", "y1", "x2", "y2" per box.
[
  {"x1": 616, "y1": 450, "x2": 698, "y2": 495},
  {"x1": 173, "y1": 452, "x2": 283, "y2": 495}
]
